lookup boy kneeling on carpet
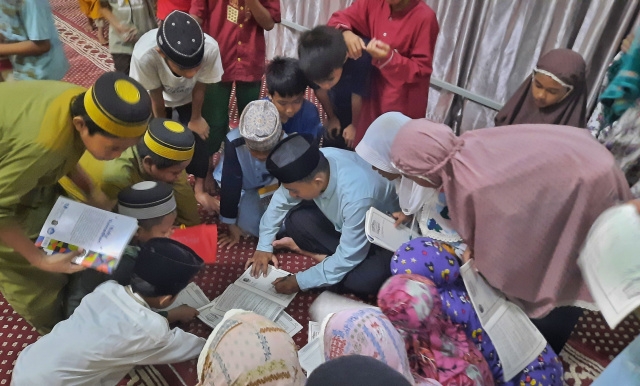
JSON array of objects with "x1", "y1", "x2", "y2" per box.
[
  {"x1": 65, "y1": 181, "x2": 201, "y2": 323},
  {"x1": 12, "y1": 238, "x2": 206, "y2": 386}
]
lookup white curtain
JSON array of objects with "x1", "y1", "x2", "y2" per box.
[{"x1": 266, "y1": 0, "x2": 640, "y2": 132}]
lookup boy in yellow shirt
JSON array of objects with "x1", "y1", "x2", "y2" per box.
[{"x1": 0, "y1": 72, "x2": 151, "y2": 333}]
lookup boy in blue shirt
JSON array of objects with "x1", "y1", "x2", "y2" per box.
[
  {"x1": 298, "y1": 25, "x2": 371, "y2": 149},
  {"x1": 215, "y1": 100, "x2": 284, "y2": 249},
  {"x1": 0, "y1": 0, "x2": 69, "y2": 80},
  {"x1": 265, "y1": 57, "x2": 322, "y2": 142},
  {"x1": 246, "y1": 134, "x2": 398, "y2": 298}
]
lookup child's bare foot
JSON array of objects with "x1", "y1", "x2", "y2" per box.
[
  {"x1": 97, "y1": 27, "x2": 108, "y2": 45},
  {"x1": 272, "y1": 237, "x2": 302, "y2": 254},
  {"x1": 83, "y1": 18, "x2": 94, "y2": 33}
]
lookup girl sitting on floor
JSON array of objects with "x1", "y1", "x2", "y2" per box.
[{"x1": 391, "y1": 238, "x2": 564, "y2": 385}]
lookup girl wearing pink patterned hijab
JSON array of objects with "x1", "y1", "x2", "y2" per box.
[
  {"x1": 320, "y1": 308, "x2": 417, "y2": 384},
  {"x1": 196, "y1": 310, "x2": 306, "y2": 386},
  {"x1": 390, "y1": 119, "x2": 631, "y2": 352},
  {"x1": 377, "y1": 274, "x2": 494, "y2": 386}
]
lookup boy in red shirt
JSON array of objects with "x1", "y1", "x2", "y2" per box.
[
  {"x1": 189, "y1": 0, "x2": 280, "y2": 159},
  {"x1": 156, "y1": 0, "x2": 190, "y2": 21},
  {"x1": 327, "y1": 0, "x2": 439, "y2": 146}
]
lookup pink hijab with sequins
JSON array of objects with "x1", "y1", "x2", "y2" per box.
[{"x1": 390, "y1": 120, "x2": 632, "y2": 318}]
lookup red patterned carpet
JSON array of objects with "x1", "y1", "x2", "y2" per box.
[{"x1": 0, "y1": 1, "x2": 636, "y2": 384}]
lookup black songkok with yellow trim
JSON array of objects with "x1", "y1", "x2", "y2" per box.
[
  {"x1": 144, "y1": 118, "x2": 195, "y2": 161},
  {"x1": 134, "y1": 238, "x2": 204, "y2": 296},
  {"x1": 266, "y1": 133, "x2": 321, "y2": 184},
  {"x1": 84, "y1": 72, "x2": 151, "y2": 138},
  {"x1": 157, "y1": 11, "x2": 205, "y2": 69},
  {"x1": 117, "y1": 181, "x2": 177, "y2": 220}
]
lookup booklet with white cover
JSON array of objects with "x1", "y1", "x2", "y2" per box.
[
  {"x1": 364, "y1": 207, "x2": 419, "y2": 252},
  {"x1": 35, "y1": 196, "x2": 138, "y2": 274},
  {"x1": 578, "y1": 203, "x2": 640, "y2": 329},
  {"x1": 460, "y1": 261, "x2": 547, "y2": 382}
]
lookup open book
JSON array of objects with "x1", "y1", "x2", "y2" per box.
[
  {"x1": 35, "y1": 197, "x2": 138, "y2": 274},
  {"x1": 196, "y1": 267, "x2": 300, "y2": 335},
  {"x1": 460, "y1": 261, "x2": 547, "y2": 382},
  {"x1": 157, "y1": 281, "x2": 302, "y2": 336},
  {"x1": 364, "y1": 207, "x2": 419, "y2": 252},
  {"x1": 578, "y1": 203, "x2": 640, "y2": 329}
]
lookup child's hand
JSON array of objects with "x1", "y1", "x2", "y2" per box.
[
  {"x1": 342, "y1": 124, "x2": 356, "y2": 148},
  {"x1": 115, "y1": 24, "x2": 137, "y2": 42},
  {"x1": 343, "y1": 30, "x2": 366, "y2": 59},
  {"x1": 218, "y1": 224, "x2": 243, "y2": 250},
  {"x1": 391, "y1": 212, "x2": 411, "y2": 227},
  {"x1": 188, "y1": 116, "x2": 210, "y2": 141},
  {"x1": 167, "y1": 305, "x2": 199, "y2": 324},
  {"x1": 195, "y1": 191, "x2": 220, "y2": 213},
  {"x1": 124, "y1": 27, "x2": 139, "y2": 43},
  {"x1": 462, "y1": 247, "x2": 473, "y2": 264},
  {"x1": 628, "y1": 199, "x2": 640, "y2": 213},
  {"x1": 34, "y1": 249, "x2": 87, "y2": 274},
  {"x1": 87, "y1": 188, "x2": 116, "y2": 212},
  {"x1": 366, "y1": 39, "x2": 391, "y2": 60},
  {"x1": 325, "y1": 116, "x2": 341, "y2": 139}
]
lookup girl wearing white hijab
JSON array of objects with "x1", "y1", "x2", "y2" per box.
[{"x1": 355, "y1": 112, "x2": 466, "y2": 256}]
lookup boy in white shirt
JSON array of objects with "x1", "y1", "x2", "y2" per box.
[
  {"x1": 12, "y1": 238, "x2": 206, "y2": 386},
  {"x1": 130, "y1": 10, "x2": 223, "y2": 213}
]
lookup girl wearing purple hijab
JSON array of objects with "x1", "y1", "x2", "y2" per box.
[
  {"x1": 391, "y1": 237, "x2": 564, "y2": 385},
  {"x1": 495, "y1": 49, "x2": 588, "y2": 127},
  {"x1": 389, "y1": 119, "x2": 632, "y2": 353}
]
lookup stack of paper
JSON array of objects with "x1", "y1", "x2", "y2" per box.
[
  {"x1": 298, "y1": 338, "x2": 323, "y2": 375},
  {"x1": 180, "y1": 267, "x2": 302, "y2": 337}
]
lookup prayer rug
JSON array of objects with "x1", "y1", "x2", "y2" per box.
[{"x1": 0, "y1": 1, "x2": 632, "y2": 384}]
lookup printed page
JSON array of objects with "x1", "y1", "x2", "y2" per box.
[
  {"x1": 308, "y1": 321, "x2": 321, "y2": 342},
  {"x1": 197, "y1": 300, "x2": 224, "y2": 329},
  {"x1": 35, "y1": 197, "x2": 138, "y2": 273},
  {"x1": 212, "y1": 284, "x2": 284, "y2": 321},
  {"x1": 578, "y1": 204, "x2": 640, "y2": 328},
  {"x1": 298, "y1": 337, "x2": 323, "y2": 375},
  {"x1": 158, "y1": 283, "x2": 210, "y2": 312},
  {"x1": 197, "y1": 300, "x2": 301, "y2": 337},
  {"x1": 275, "y1": 311, "x2": 303, "y2": 337},
  {"x1": 461, "y1": 261, "x2": 546, "y2": 382},
  {"x1": 365, "y1": 207, "x2": 417, "y2": 252},
  {"x1": 234, "y1": 266, "x2": 296, "y2": 307}
]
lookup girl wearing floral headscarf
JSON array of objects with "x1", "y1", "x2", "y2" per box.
[
  {"x1": 377, "y1": 274, "x2": 494, "y2": 386},
  {"x1": 390, "y1": 119, "x2": 631, "y2": 353},
  {"x1": 391, "y1": 237, "x2": 564, "y2": 385},
  {"x1": 320, "y1": 308, "x2": 417, "y2": 384},
  {"x1": 196, "y1": 310, "x2": 306, "y2": 386}
]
